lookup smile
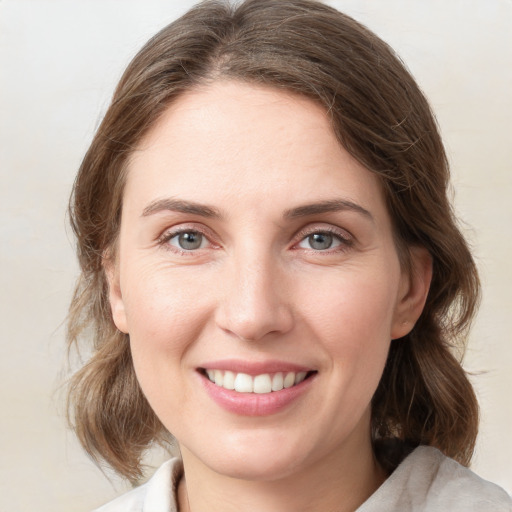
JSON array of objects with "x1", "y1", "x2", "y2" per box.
[
  {"x1": 204, "y1": 369, "x2": 311, "y2": 394},
  {"x1": 198, "y1": 360, "x2": 317, "y2": 415}
]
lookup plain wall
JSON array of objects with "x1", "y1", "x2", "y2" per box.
[{"x1": 1, "y1": 1, "x2": 510, "y2": 510}]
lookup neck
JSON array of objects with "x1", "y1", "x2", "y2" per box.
[{"x1": 177, "y1": 429, "x2": 385, "y2": 512}]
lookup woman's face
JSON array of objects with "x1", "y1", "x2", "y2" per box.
[{"x1": 108, "y1": 81, "x2": 426, "y2": 481}]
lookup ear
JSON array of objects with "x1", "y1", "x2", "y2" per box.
[
  {"x1": 391, "y1": 246, "x2": 432, "y2": 340},
  {"x1": 103, "y1": 253, "x2": 129, "y2": 334}
]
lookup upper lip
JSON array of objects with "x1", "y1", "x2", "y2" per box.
[{"x1": 198, "y1": 359, "x2": 314, "y2": 376}]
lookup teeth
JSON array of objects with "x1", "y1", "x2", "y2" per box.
[
  {"x1": 205, "y1": 369, "x2": 310, "y2": 394},
  {"x1": 295, "y1": 371, "x2": 307, "y2": 384},
  {"x1": 223, "y1": 370, "x2": 235, "y2": 390},
  {"x1": 214, "y1": 369, "x2": 224, "y2": 386},
  {"x1": 234, "y1": 373, "x2": 253, "y2": 393},
  {"x1": 283, "y1": 372, "x2": 295, "y2": 388},
  {"x1": 253, "y1": 374, "x2": 272, "y2": 394},
  {"x1": 271, "y1": 372, "x2": 284, "y2": 391}
]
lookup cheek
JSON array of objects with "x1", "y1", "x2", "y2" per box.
[
  {"x1": 302, "y1": 263, "x2": 399, "y2": 373},
  {"x1": 120, "y1": 268, "x2": 216, "y2": 425},
  {"x1": 290, "y1": 265, "x2": 399, "y2": 442},
  {"x1": 121, "y1": 264, "x2": 213, "y2": 371},
  {"x1": 309, "y1": 265, "x2": 398, "y2": 327}
]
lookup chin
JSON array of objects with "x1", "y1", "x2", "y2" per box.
[
  {"x1": 184, "y1": 428, "x2": 314, "y2": 482},
  {"x1": 208, "y1": 452, "x2": 304, "y2": 482}
]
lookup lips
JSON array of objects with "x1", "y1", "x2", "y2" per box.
[{"x1": 198, "y1": 360, "x2": 316, "y2": 416}]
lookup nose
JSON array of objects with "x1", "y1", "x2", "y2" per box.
[{"x1": 215, "y1": 250, "x2": 294, "y2": 342}]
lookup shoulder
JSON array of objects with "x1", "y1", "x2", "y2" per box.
[
  {"x1": 92, "y1": 485, "x2": 146, "y2": 512},
  {"x1": 92, "y1": 458, "x2": 183, "y2": 512},
  {"x1": 360, "y1": 446, "x2": 512, "y2": 512},
  {"x1": 412, "y1": 446, "x2": 511, "y2": 510},
  {"x1": 423, "y1": 447, "x2": 511, "y2": 507}
]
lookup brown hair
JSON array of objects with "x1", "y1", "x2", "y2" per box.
[{"x1": 67, "y1": 0, "x2": 480, "y2": 482}]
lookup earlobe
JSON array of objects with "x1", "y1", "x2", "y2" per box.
[
  {"x1": 103, "y1": 256, "x2": 129, "y2": 334},
  {"x1": 391, "y1": 246, "x2": 433, "y2": 340}
]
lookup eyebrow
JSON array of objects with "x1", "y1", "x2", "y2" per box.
[
  {"x1": 141, "y1": 198, "x2": 222, "y2": 218},
  {"x1": 283, "y1": 199, "x2": 374, "y2": 222},
  {"x1": 141, "y1": 197, "x2": 373, "y2": 222}
]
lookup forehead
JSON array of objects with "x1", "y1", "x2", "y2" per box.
[
  {"x1": 130, "y1": 80, "x2": 336, "y2": 171},
  {"x1": 124, "y1": 80, "x2": 385, "y2": 220}
]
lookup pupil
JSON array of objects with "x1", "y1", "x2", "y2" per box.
[
  {"x1": 179, "y1": 232, "x2": 202, "y2": 250},
  {"x1": 309, "y1": 233, "x2": 332, "y2": 250}
]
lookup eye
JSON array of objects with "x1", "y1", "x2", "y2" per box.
[
  {"x1": 167, "y1": 230, "x2": 209, "y2": 251},
  {"x1": 298, "y1": 232, "x2": 341, "y2": 251},
  {"x1": 296, "y1": 229, "x2": 351, "y2": 252}
]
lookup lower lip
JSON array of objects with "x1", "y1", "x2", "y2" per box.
[{"x1": 199, "y1": 373, "x2": 315, "y2": 416}]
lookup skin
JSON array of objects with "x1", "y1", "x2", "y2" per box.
[{"x1": 107, "y1": 81, "x2": 432, "y2": 512}]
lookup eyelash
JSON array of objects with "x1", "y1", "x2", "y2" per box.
[
  {"x1": 157, "y1": 225, "x2": 353, "y2": 255},
  {"x1": 293, "y1": 226, "x2": 353, "y2": 253},
  {"x1": 157, "y1": 226, "x2": 215, "y2": 255}
]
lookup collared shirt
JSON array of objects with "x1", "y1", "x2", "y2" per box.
[{"x1": 94, "y1": 446, "x2": 512, "y2": 511}]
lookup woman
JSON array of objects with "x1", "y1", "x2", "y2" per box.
[{"x1": 66, "y1": 0, "x2": 512, "y2": 510}]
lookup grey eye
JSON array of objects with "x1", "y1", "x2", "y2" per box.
[
  {"x1": 170, "y1": 231, "x2": 205, "y2": 250},
  {"x1": 308, "y1": 233, "x2": 333, "y2": 250},
  {"x1": 297, "y1": 232, "x2": 344, "y2": 251}
]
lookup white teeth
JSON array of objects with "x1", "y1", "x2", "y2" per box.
[
  {"x1": 214, "y1": 369, "x2": 224, "y2": 386},
  {"x1": 205, "y1": 369, "x2": 311, "y2": 394},
  {"x1": 223, "y1": 370, "x2": 235, "y2": 390},
  {"x1": 253, "y1": 374, "x2": 272, "y2": 394},
  {"x1": 271, "y1": 372, "x2": 284, "y2": 391},
  {"x1": 234, "y1": 373, "x2": 253, "y2": 393},
  {"x1": 295, "y1": 371, "x2": 307, "y2": 385},
  {"x1": 283, "y1": 372, "x2": 295, "y2": 388}
]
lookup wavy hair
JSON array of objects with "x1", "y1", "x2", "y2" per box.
[{"x1": 67, "y1": 0, "x2": 480, "y2": 482}]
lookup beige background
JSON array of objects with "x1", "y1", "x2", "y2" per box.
[{"x1": 1, "y1": 1, "x2": 510, "y2": 510}]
